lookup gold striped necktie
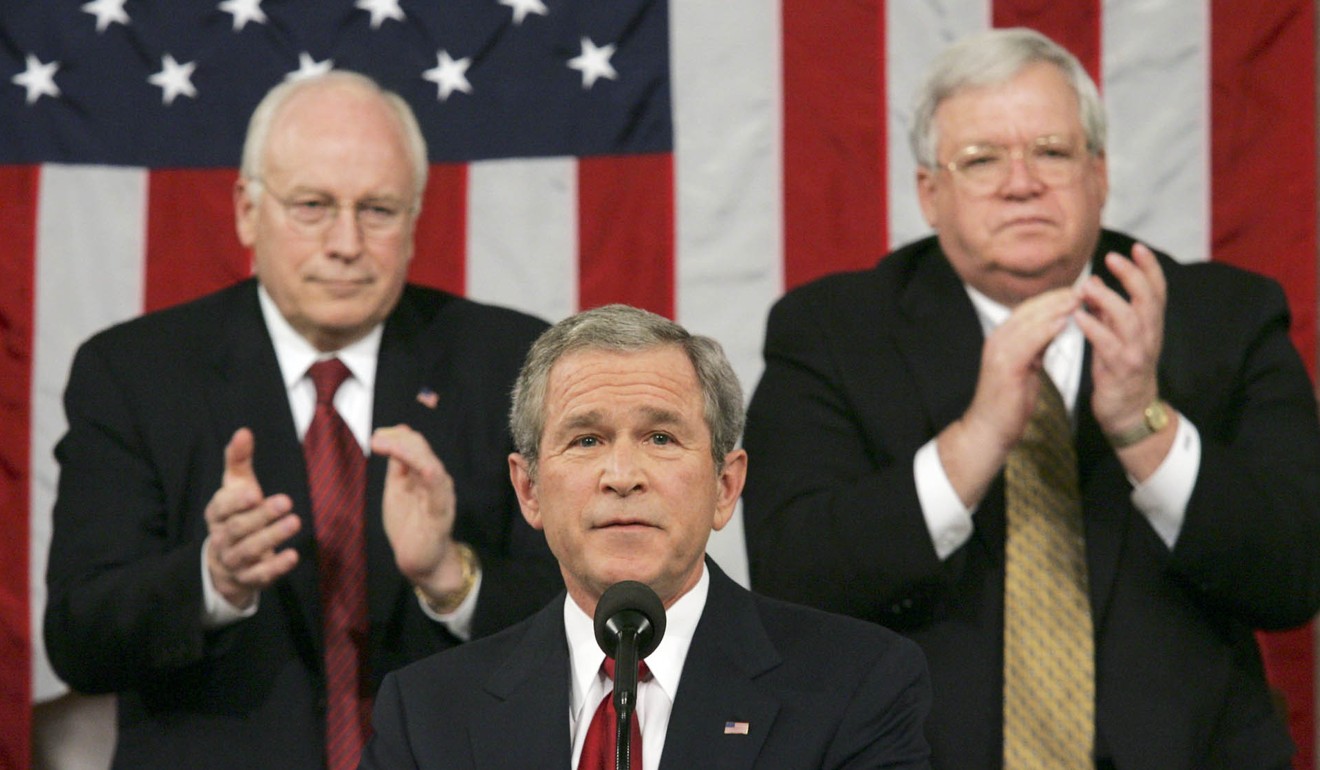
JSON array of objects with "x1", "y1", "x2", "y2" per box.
[{"x1": 1002, "y1": 375, "x2": 1094, "y2": 769}]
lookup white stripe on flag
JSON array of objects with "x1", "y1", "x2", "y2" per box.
[
  {"x1": 886, "y1": 0, "x2": 990, "y2": 250},
  {"x1": 466, "y1": 157, "x2": 579, "y2": 321},
  {"x1": 31, "y1": 164, "x2": 148, "y2": 701},
  {"x1": 1102, "y1": 2, "x2": 1210, "y2": 263},
  {"x1": 671, "y1": 0, "x2": 786, "y2": 586}
]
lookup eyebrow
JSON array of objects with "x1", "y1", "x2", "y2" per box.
[{"x1": 557, "y1": 406, "x2": 687, "y2": 433}]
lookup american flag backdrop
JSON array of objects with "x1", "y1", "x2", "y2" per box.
[{"x1": 1, "y1": 1, "x2": 1315, "y2": 767}]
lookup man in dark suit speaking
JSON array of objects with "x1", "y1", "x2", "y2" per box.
[
  {"x1": 742, "y1": 27, "x2": 1320, "y2": 769},
  {"x1": 361, "y1": 304, "x2": 932, "y2": 769},
  {"x1": 43, "y1": 71, "x2": 561, "y2": 769}
]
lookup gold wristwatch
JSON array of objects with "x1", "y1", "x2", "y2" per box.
[
  {"x1": 1107, "y1": 399, "x2": 1170, "y2": 449},
  {"x1": 414, "y1": 542, "x2": 480, "y2": 615}
]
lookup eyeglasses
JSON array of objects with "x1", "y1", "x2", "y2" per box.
[
  {"x1": 940, "y1": 135, "x2": 1091, "y2": 195},
  {"x1": 249, "y1": 178, "x2": 415, "y2": 236}
]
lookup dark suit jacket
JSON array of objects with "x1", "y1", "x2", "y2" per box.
[
  {"x1": 360, "y1": 561, "x2": 932, "y2": 769},
  {"x1": 742, "y1": 231, "x2": 1320, "y2": 770},
  {"x1": 43, "y1": 279, "x2": 564, "y2": 769}
]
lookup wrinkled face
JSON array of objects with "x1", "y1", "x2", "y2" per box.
[
  {"x1": 235, "y1": 83, "x2": 417, "y2": 351},
  {"x1": 508, "y1": 346, "x2": 746, "y2": 616},
  {"x1": 916, "y1": 62, "x2": 1108, "y2": 306}
]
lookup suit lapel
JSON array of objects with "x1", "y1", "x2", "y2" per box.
[
  {"x1": 1075, "y1": 243, "x2": 1139, "y2": 633},
  {"x1": 892, "y1": 245, "x2": 1007, "y2": 557},
  {"x1": 364, "y1": 291, "x2": 428, "y2": 640},
  {"x1": 659, "y1": 565, "x2": 780, "y2": 770},
  {"x1": 468, "y1": 599, "x2": 574, "y2": 769},
  {"x1": 202, "y1": 281, "x2": 321, "y2": 657}
]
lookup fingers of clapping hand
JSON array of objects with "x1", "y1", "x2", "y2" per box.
[
  {"x1": 1075, "y1": 244, "x2": 1166, "y2": 431},
  {"x1": 371, "y1": 425, "x2": 452, "y2": 490},
  {"x1": 204, "y1": 429, "x2": 301, "y2": 605},
  {"x1": 969, "y1": 288, "x2": 1080, "y2": 446}
]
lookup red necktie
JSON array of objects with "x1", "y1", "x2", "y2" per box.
[
  {"x1": 578, "y1": 658, "x2": 651, "y2": 770},
  {"x1": 304, "y1": 359, "x2": 369, "y2": 770}
]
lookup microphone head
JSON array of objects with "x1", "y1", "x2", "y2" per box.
[{"x1": 593, "y1": 580, "x2": 667, "y2": 660}]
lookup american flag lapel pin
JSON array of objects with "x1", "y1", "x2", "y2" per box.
[
  {"x1": 416, "y1": 386, "x2": 439, "y2": 409},
  {"x1": 723, "y1": 721, "x2": 750, "y2": 735}
]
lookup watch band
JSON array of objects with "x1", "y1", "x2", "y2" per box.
[{"x1": 1107, "y1": 399, "x2": 1170, "y2": 449}]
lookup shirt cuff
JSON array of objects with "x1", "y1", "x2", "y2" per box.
[
  {"x1": 416, "y1": 569, "x2": 482, "y2": 642},
  {"x1": 1129, "y1": 413, "x2": 1201, "y2": 550},
  {"x1": 914, "y1": 439, "x2": 976, "y2": 560},
  {"x1": 200, "y1": 535, "x2": 259, "y2": 629}
]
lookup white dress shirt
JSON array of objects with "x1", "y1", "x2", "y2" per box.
[
  {"x1": 913, "y1": 277, "x2": 1201, "y2": 560},
  {"x1": 199, "y1": 286, "x2": 479, "y2": 637},
  {"x1": 565, "y1": 567, "x2": 708, "y2": 770}
]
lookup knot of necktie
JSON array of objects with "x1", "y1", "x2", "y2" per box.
[
  {"x1": 603, "y1": 657, "x2": 652, "y2": 683},
  {"x1": 308, "y1": 358, "x2": 352, "y2": 406}
]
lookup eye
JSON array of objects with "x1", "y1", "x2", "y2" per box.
[
  {"x1": 571, "y1": 435, "x2": 600, "y2": 448},
  {"x1": 648, "y1": 433, "x2": 673, "y2": 446},
  {"x1": 358, "y1": 201, "x2": 404, "y2": 227},
  {"x1": 954, "y1": 146, "x2": 1004, "y2": 171},
  {"x1": 286, "y1": 198, "x2": 333, "y2": 224}
]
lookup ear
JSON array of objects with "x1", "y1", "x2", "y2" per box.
[
  {"x1": 711, "y1": 449, "x2": 747, "y2": 532},
  {"x1": 1091, "y1": 151, "x2": 1109, "y2": 206},
  {"x1": 234, "y1": 178, "x2": 258, "y2": 248},
  {"x1": 508, "y1": 453, "x2": 543, "y2": 531},
  {"x1": 915, "y1": 166, "x2": 940, "y2": 229}
]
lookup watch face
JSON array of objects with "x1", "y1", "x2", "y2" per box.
[{"x1": 1146, "y1": 401, "x2": 1170, "y2": 432}]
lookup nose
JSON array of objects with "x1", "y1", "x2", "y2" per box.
[
  {"x1": 600, "y1": 443, "x2": 646, "y2": 497},
  {"x1": 323, "y1": 204, "x2": 364, "y2": 261},
  {"x1": 999, "y1": 148, "x2": 1045, "y2": 197}
]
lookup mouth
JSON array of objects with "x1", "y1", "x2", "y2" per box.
[
  {"x1": 997, "y1": 214, "x2": 1055, "y2": 231},
  {"x1": 594, "y1": 518, "x2": 657, "y2": 532},
  {"x1": 309, "y1": 277, "x2": 372, "y2": 295}
]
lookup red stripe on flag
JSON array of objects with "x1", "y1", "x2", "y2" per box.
[
  {"x1": 410, "y1": 163, "x2": 467, "y2": 296},
  {"x1": 0, "y1": 164, "x2": 37, "y2": 770},
  {"x1": 1211, "y1": 4, "x2": 1318, "y2": 767},
  {"x1": 146, "y1": 170, "x2": 250, "y2": 313},
  {"x1": 993, "y1": 0, "x2": 1102, "y2": 82},
  {"x1": 782, "y1": 0, "x2": 886, "y2": 291},
  {"x1": 577, "y1": 153, "x2": 674, "y2": 318}
]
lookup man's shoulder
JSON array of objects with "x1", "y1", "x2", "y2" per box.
[
  {"x1": 748, "y1": 586, "x2": 924, "y2": 664},
  {"x1": 397, "y1": 285, "x2": 549, "y2": 330},
  {"x1": 390, "y1": 595, "x2": 561, "y2": 688},
  {"x1": 779, "y1": 236, "x2": 940, "y2": 302},
  {"x1": 78, "y1": 279, "x2": 255, "y2": 356}
]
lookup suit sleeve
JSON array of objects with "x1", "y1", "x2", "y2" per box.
[
  {"x1": 43, "y1": 337, "x2": 214, "y2": 693},
  {"x1": 1162, "y1": 271, "x2": 1320, "y2": 628},
  {"x1": 743, "y1": 287, "x2": 955, "y2": 626}
]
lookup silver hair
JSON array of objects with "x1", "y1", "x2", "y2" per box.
[
  {"x1": 239, "y1": 70, "x2": 429, "y2": 206},
  {"x1": 909, "y1": 27, "x2": 1107, "y2": 168},
  {"x1": 509, "y1": 304, "x2": 745, "y2": 475}
]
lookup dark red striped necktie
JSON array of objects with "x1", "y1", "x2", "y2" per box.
[
  {"x1": 578, "y1": 658, "x2": 651, "y2": 770},
  {"x1": 304, "y1": 358, "x2": 368, "y2": 770}
]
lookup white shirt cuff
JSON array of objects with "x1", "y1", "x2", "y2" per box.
[
  {"x1": 415, "y1": 570, "x2": 482, "y2": 642},
  {"x1": 1130, "y1": 413, "x2": 1201, "y2": 550},
  {"x1": 200, "y1": 535, "x2": 259, "y2": 629},
  {"x1": 915, "y1": 439, "x2": 976, "y2": 560}
]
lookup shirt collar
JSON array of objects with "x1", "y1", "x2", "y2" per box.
[
  {"x1": 257, "y1": 283, "x2": 382, "y2": 391},
  {"x1": 565, "y1": 565, "x2": 710, "y2": 714}
]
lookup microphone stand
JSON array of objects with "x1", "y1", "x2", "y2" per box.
[{"x1": 613, "y1": 624, "x2": 641, "y2": 770}]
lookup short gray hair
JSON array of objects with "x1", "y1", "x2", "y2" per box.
[
  {"x1": 909, "y1": 27, "x2": 1106, "y2": 168},
  {"x1": 239, "y1": 70, "x2": 429, "y2": 205},
  {"x1": 510, "y1": 304, "x2": 745, "y2": 475}
]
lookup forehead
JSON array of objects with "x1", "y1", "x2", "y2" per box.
[
  {"x1": 934, "y1": 62, "x2": 1082, "y2": 147},
  {"x1": 542, "y1": 346, "x2": 704, "y2": 425},
  {"x1": 263, "y1": 85, "x2": 413, "y2": 191}
]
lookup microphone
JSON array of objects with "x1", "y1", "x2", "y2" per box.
[{"x1": 593, "y1": 581, "x2": 666, "y2": 770}]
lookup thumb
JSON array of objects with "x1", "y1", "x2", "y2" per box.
[{"x1": 224, "y1": 427, "x2": 259, "y2": 485}]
